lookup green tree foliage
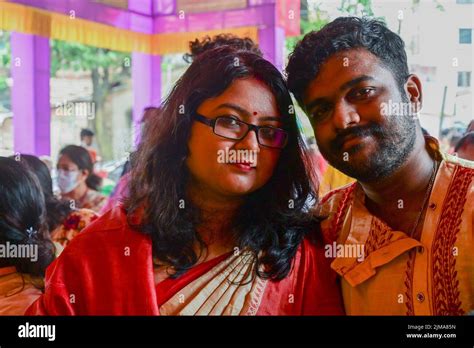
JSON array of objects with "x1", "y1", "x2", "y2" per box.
[
  {"x1": 286, "y1": 1, "x2": 329, "y2": 52},
  {"x1": 338, "y1": 0, "x2": 374, "y2": 16},
  {"x1": 0, "y1": 31, "x2": 10, "y2": 95},
  {"x1": 51, "y1": 40, "x2": 131, "y2": 160}
]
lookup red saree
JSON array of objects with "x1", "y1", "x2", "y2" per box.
[{"x1": 26, "y1": 206, "x2": 344, "y2": 315}]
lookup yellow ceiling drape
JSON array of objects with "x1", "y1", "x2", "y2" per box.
[{"x1": 0, "y1": 1, "x2": 258, "y2": 55}]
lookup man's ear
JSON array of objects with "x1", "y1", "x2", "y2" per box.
[{"x1": 405, "y1": 74, "x2": 423, "y2": 113}]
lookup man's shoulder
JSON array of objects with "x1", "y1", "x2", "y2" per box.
[
  {"x1": 444, "y1": 152, "x2": 474, "y2": 171},
  {"x1": 441, "y1": 154, "x2": 474, "y2": 214},
  {"x1": 318, "y1": 182, "x2": 357, "y2": 215},
  {"x1": 315, "y1": 182, "x2": 357, "y2": 243},
  {"x1": 441, "y1": 154, "x2": 474, "y2": 197}
]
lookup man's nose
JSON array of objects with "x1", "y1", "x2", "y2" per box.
[{"x1": 332, "y1": 101, "x2": 360, "y2": 129}]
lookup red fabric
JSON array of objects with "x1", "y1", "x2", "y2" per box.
[
  {"x1": 87, "y1": 148, "x2": 97, "y2": 164},
  {"x1": 26, "y1": 206, "x2": 344, "y2": 315},
  {"x1": 259, "y1": 237, "x2": 344, "y2": 315}
]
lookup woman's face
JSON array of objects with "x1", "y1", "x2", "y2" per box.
[
  {"x1": 57, "y1": 154, "x2": 88, "y2": 194},
  {"x1": 186, "y1": 77, "x2": 284, "y2": 199}
]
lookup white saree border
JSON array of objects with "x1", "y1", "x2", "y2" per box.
[{"x1": 159, "y1": 251, "x2": 268, "y2": 316}]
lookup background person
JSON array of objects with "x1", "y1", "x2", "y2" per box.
[
  {"x1": 0, "y1": 157, "x2": 55, "y2": 315},
  {"x1": 15, "y1": 154, "x2": 98, "y2": 253},
  {"x1": 80, "y1": 128, "x2": 99, "y2": 164},
  {"x1": 455, "y1": 132, "x2": 474, "y2": 161},
  {"x1": 57, "y1": 145, "x2": 106, "y2": 213}
]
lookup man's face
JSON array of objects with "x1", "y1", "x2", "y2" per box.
[
  {"x1": 302, "y1": 48, "x2": 418, "y2": 182},
  {"x1": 82, "y1": 135, "x2": 93, "y2": 146}
]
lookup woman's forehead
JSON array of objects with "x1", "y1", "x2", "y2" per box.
[
  {"x1": 200, "y1": 77, "x2": 280, "y2": 117},
  {"x1": 58, "y1": 155, "x2": 76, "y2": 166}
]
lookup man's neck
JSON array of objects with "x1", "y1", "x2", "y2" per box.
[
  {"x1": 358, "y1": 135, "x2": 437, "y2": 234},
  {"x1": 361, "y1": 135, "x2": 435, "y2": 205}
]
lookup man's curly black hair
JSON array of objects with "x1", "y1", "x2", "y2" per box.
[{"x1": 286, "y1": 17, "x2": 410, "y2": 108}]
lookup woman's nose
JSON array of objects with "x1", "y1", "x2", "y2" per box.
[{"x1": 235, "y1": 128, "x2": 260, "y2": 152}]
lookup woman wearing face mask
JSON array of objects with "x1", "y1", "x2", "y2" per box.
[
  {"x1": 27, "y1": 45, "x2": 344, "y2": 315},
  {"x1": 57, "y1": 145, "x2": 106, "y2": 214},
  {"x1": 15, "y1": 154, "x2": 98, "y2": 253}
]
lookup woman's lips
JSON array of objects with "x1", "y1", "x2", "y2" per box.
[{"x1": 231, "y1": 162, "x2": 256, "y2": 172}]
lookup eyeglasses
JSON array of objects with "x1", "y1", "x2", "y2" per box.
[{"x1": 193, "y1": 113, "x2": 288, "y2": 149}]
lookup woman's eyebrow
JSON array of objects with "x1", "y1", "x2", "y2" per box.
[
  {"x1": 214, "y1": 103, "x2": 249, "y2": 116},
  {"x1": 259, "y1": 116, "x2": 281, "y2": 122}
]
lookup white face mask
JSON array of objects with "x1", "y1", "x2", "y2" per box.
[{"x1": 57, "y1": 169, "x2": 80, "y2": 194}]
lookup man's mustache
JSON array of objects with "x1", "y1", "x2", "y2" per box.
[{"x1": 330, "y1": 123, "x2": 385, "y2": 151}]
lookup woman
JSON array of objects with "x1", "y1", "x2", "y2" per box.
[
  {"x1": 27, "y1": 45, "x2": 343, "y2": 315},
  {"x1": 57, "y1": 145, "x2": 106, "y2": 213},
  {"x1": 15, "y1": 154, "x2": 98, "y2": 252},
  {"x1": 0, "y1": 157, "x2": 55, "y2": 315}
]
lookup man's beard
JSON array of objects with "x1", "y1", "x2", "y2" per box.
[{"x1": 319, "y1": 99, "x2": 417, "y2": 183}]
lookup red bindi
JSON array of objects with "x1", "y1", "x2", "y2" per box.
[{"x1": 253, "y1": 112, "x2": 258, "y2": 115}]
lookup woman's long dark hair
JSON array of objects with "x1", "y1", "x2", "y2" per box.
[
  {"x1": 15, "y1": 154, "x2": 72, "y2": 231},
  {"x1": 0, "y1": 157, "x2": 55, "y2": 277},
  {"x1": 126, "y1": 46, "x2": 319, "y2": 280},
  {"x1": 59, "y1": 145, "x2": 102, "y2": 191}
]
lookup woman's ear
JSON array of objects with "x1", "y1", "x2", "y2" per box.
[{"x1": 79, "y1": 169, "x2": 90, "y2": 182}]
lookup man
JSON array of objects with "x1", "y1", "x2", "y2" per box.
[
  {"x1": 80, "y1": 128, "x2": 94, "y2": 147},
  {"x1": 286, "y1": 17, "x2": 474, "y2": 315},
  {"x1": 80, "y1": 128, "x2": 98, "y2": 163}
]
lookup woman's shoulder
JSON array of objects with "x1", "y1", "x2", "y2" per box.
[
  {"x1": 83, "y1": 189, "x2": 108, "y2": 212},
  {"x1": 50, "y1": 208, "x2": 99, "y2": 252},
  {"x1": 45, "y1": 205, "x2": 151, "y2": 288},
  {"x1": 62, "y1": 205, "x2": 150, "y2": 257},
  {"x1": 259, "y1": 230, "x2": 344, "y2": 315},
  {"x1": 85, "y1": 187, "x2": 107, "y2": 199},
  {"x1": 297, "y1": 233, "x2": 327, "y2": 265},
  {"x1": 60, "y1": 208, "x2": 98, "y2": 230},
  {"x1": 31, "y1": 206, "x2": 154, "y2": 315},
  {"x1": 0, "y1": 271, "x2": 43, "y2": 315},
  {"x1": 290, "y1": 232, "x2": 338, "y2": 282}
]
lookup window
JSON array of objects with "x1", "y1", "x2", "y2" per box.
[
  {"x1": 458, "y1": 71, "x2": 471, "y2": 87},
  {"x1": 459, "y1": 28, "x2": 472, "y2": 44}
]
